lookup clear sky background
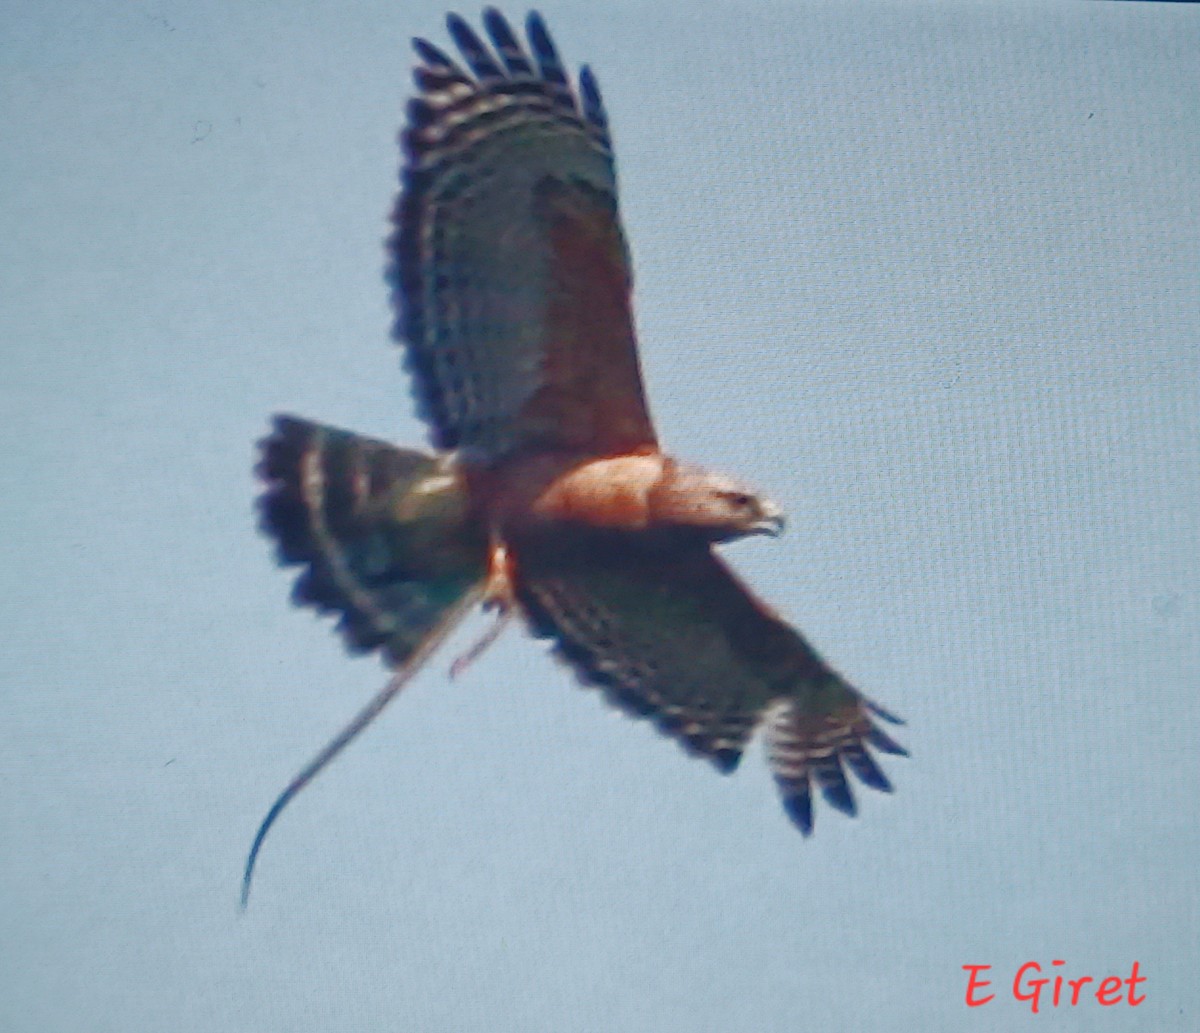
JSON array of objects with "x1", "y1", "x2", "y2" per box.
[{"x1": 2, "y1": 2, "x2": 1197, "y2": 1031}]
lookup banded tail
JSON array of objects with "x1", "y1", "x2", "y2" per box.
[{"x1": 257, "y1": 415, "x2": 489, "y2": 667}]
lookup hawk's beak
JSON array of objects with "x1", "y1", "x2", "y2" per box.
[{"x1": 751, "y1": 503, "x2": 786, "y2": 537}]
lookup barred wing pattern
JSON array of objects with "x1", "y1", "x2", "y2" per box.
[
  {"x1": 513, "y1": 528, "x2": 907, "y2": 834},
  {"x1": 389, "y1": 10, "x2": 655, "y2": 462}
]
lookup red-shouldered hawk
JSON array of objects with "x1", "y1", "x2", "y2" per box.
[{"x1": 246, "y1": 9, "x2": 905, "y2": 906}]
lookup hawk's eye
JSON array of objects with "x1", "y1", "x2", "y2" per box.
[{"x1": 729, "y1": 493, "x2": 752, "y2": 509}]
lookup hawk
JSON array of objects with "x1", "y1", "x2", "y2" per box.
[{"x1": 245, "y1": 9, "x2": 905, "y2": 905}]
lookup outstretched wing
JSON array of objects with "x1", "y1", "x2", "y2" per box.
[
  {"x1": 257, "y1": 416, "x2": 488, "y2": 667},
  {"x1": 390, "y1": 10, "x2": 654, "y2": 463},
  {"x1": 511, "y1": 528, "x2": 906, "y2": 834}
]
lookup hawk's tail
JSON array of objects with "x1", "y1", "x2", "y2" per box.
[{"x1": 256, "y1": 415, "x2": 489, "y2": 667}]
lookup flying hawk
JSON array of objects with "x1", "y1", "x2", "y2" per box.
[{"x1": 245, "y1": 9, "x2": 905, "y2": 905}]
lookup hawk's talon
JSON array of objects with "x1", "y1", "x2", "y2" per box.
[
  {"x1": 450, "y1": 539, "x2": 515, "y2": 678},
  {"x1": 481, "y1": 540, "x2": 515, "y2": 609},
  {"x1": 449, "y1": 605, "x2": 513, "y2": 679}
]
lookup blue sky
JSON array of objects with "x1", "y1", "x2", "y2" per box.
[{"x1": 1, "y1": 2, "x2": 1197, "y2": 1031}]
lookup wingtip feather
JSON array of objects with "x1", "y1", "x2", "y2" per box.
[
  {"x1": 782, "y1": 785, "x2": 814, "y2": 836},
  {"x1": 765, "y1": 693, "x2": 904, "y2": 835}
]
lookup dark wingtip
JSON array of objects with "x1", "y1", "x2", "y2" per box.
[
  {"x1": 817, "y1": 767, "x2": 858, "y2": 817},
  {"x1": 444, "y1": 12, "x2": 474, "y2": 57},
  {"x1": 526, "y1": 10, "x2": 550, "y2": 44},
  {"x1": 868, "y1": 691, "x2": 902, "y2": 724},
  {"x1": 867, "y1": 723, "x2": 909, "y2": 757},
  {"x1": 579, "y1": 65, "x2": 600, "y2": 103},
  {"x1": 413, "y1": 36, "x2": 455, "y2": 70},
  {"x1": 866, "y1": 698, "x2": 905, "y2": 726},
  {"x1": 446, "y1": 11, "x2": 503, "y2": 80},
  {"x1": 783, "y1": 787, "x2": 814, "y2": 836},
  {"x1": 844, "y1": 744, "x2": 894, "y2": 793},
  {"x1": 481, "y1": 7, "x2": 509, "y2": 36},
  {"x1": 710, "y1": 748, "x2": 742, "y2": 774}
]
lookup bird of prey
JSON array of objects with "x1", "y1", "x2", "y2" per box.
[{"x1": 245, "y1": 8, "x2": 905, "y2": 905}]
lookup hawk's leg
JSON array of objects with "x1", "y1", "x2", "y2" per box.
[{"x1": 450, "y1": 540, "x2": 515, "y2": 679}]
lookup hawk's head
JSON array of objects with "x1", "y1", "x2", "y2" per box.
[{"x1": 649, "y1": 460, "x2": 786, "y2": 543}]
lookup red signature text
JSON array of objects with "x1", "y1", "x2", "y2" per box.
[{"x1": 962, "y1": 960, "x2": 1145, "y2": 1013}]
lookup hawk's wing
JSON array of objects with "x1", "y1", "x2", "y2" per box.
[
  {"x1": 511, "y1": 528, "x2": 906, "y2": 834},
  {"x1": 390, "y1": 10, "x2": 654, "y2": 463}
]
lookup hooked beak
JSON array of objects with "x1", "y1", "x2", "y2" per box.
[{"x1": 750, "y1": 502, "x2": 786, "y2": 537}]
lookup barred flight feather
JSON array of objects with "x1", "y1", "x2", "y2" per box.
[
  {"x1": 388, "y1": 9, "x2": 625, "y2": 461},
  {"x1": 765, "y1": 696, "x2": 907, "y2": 836},
  {"x1": 509, "y1": 525, "x2": 906, "y2": 820}
]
